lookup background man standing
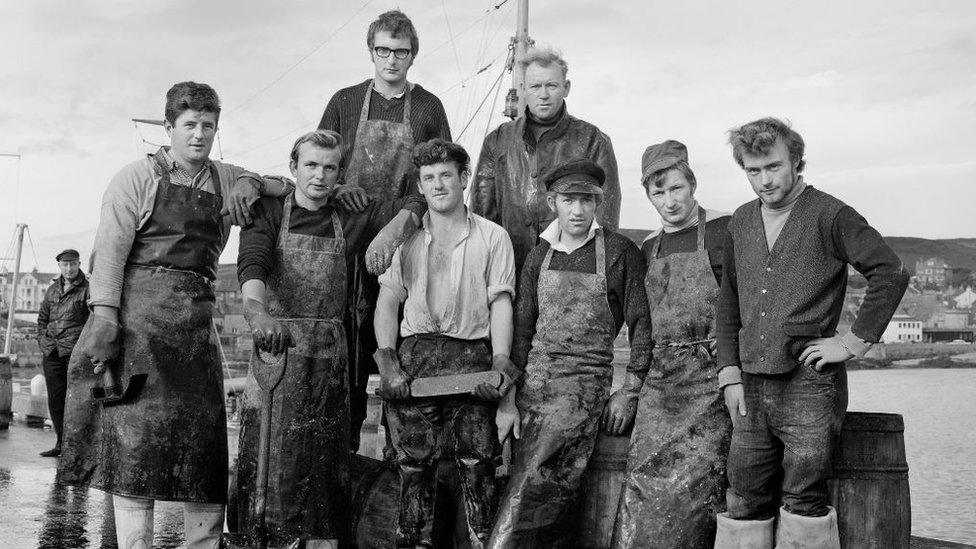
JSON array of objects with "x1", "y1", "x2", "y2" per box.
[
  {"x1": 318, "y1": 9, "x2": 452, "y2": 449},
  {"x1": 714, "y1": 118, "x2": 909, "y2": 548},
  {"x1": 36, "y1": 248, "x2": 90, "y2": 458},
  {"x1": 375, "y1": 140, "x2": 518, "y2": 549},
  {"x1": 471, "y1": 46, "x2": 620, "y2": 275},
  {"x1": 490, "y1": 159, "x2": 650, "y2": 548}
]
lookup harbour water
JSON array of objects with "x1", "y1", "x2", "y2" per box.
[{"x1": 0, "y1": 367, "x2": 973, "y2": 547}]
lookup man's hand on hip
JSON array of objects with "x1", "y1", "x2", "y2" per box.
[{"x1": 799, "y1": 335, "x2": 854, "y2": 372}]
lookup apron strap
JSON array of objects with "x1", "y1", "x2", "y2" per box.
[
  {"x1": 695, "y1": 206, "x2": 707, "y2": 251},
  {"x1": 360, "y1": 79, "x2": 412, "y2": 124},
  {"x1": 540, "y1": 230, "x2": 607, "y2": 282},
  {"x1": 359, "y1": 80, "x2": 374, "y2": 123},
  {"x1": 278, "y1": 192, "x2": 346, "y2": 250},
  {"x1": 402, "y1": 82, "x2": 412, "y2": 125}
]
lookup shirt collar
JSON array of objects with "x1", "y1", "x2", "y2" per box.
[
  {"x1": 156, "y1": 146, "x2": 212, "y2": 174},
  {"x1": 421, "y1": 207, "x2": 475, "y2": 241},
  {"x1": 540, "y1": 218, "x2": 601, "y2": 254}
]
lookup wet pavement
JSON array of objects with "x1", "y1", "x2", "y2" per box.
[{"x1": 0, "y1": 421, "x2": 238, "y2": 548}]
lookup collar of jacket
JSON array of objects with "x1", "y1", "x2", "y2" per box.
[
  {"x1": 59, "y1": 270, "x2": 87, "y2": 292},
  {"x1": 519, "y1": 102, "x2": 571, "y2": 147}
]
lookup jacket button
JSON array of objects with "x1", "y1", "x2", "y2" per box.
[
  {"x1": 761, "y1": 289, "x2": 767, "y2": 294},
  {"x1": 766, "y1": 267, "x2": 773, "y2": 272},
  {"x1": 760, "y1": 334, "x2": 765, "y2": 340},
  {"x1": 760, "y1": 311, "x2": 766, "y2": 317},
  {"x1": 759, "y1": 356, "x2": 766, "y2": 362}
]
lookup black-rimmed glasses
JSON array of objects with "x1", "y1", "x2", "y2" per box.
[{"x1": 373, "y1": 47, "x2": 412, "y2": 60}]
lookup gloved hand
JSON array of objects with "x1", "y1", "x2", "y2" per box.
[
  {"x1": 243, "y1": 298, "x2": 293, "y2": 355},
  {"x1": 474, "y1": 355, "x2": 520, "y2": 401},
  {"x1": 365, "y1": 210, "x2": 420, "y2": 275},
  {"x1": 76, "y1": 313, "x2": 121, "y2": 373},
  {"x1": 221, "y1": 173, "x2": 264, "y2": 227},
  {"x1": 374, "y1": 347, "x2": 411, "y2": 400},
  {"x1": 600, "y1": 372, "x2": 643, "y2": 435},
  {"x1": 334, "y1": 185, "x2": 371, "y2": 213}
]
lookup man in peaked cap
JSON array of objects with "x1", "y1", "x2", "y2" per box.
[
  {"x1": 489, "y1": 158, "x2": 652, "y2": 547},
  {"x1": 36, "y1": 249, "x2": 90, "y2": 457}
]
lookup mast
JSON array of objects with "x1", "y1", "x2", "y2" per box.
[
  {"x1": 504, "y1": 0, "x2": 532, "y2": 119},
  {"x1": 3, "y1": 223, "x2": 25, "y2": 355}
]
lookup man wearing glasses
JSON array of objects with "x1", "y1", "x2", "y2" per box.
[{"x1": 318, "y1": 9, "x2": 452, "y2": 452}]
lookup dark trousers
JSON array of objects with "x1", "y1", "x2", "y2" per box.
[
  {"x1": 726, "y1": 362, "x2": 847, "y2": 519},
  {"x1": 386, "y1": 335, "x2": 499, "y2": 548},
  {"x1": 42, "y1": 351, "x2": 70, "y2": 445}
]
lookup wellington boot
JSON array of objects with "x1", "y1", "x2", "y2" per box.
[
  {"x1": 774, "y1": 506, "x2": 841, "y2": 549},
  {"x1": 714, "y1": 512, "x2": 775, "y2": 549},
  {"x1": 305, "y1": 540, "x2": 339, "y2": 549}
]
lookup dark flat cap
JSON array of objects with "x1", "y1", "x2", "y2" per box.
[
  {"x1": 543, "y1": 158, "x2": 605, "y2": 195},
  {"x1": 56, "y1": 249, "x2": 80, "y2": 262},
  {"x1": 641, "y1": 140, "x2": 688, "y2": 182}
]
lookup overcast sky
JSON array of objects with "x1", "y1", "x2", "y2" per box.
[{"x1": 1, "y1": 0, "x2": 974, "y2": 272}]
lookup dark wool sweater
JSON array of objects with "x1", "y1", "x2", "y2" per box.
[
  {"x1": 716, "y1": 186, "x2": 909, "y2": 375},
  {"x1": 237, "y1": 194, "x2": 427, "y2": 285},
  {"x1": 641, "y1": 215, "x2": 731, "y2": 285},
  {"x1": 513, "y1": 228, "x2": 652, "y2": 378},
  {"x1": 317, "y1": 79, "x2": 451, "y2": 175}
]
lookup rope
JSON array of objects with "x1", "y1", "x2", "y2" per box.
[
  {"x1": 224, "y1": 0, "x2": 377, "y2": 116},
  {"x1": 425, "y1": 0, "x2": 511, "y2": 58},
  {"x1": 24, "y1": 226, "x2": 39, "y2": 270},
  {"x1": 457, "y1": 67, "x2": 506, "y2": 140}
]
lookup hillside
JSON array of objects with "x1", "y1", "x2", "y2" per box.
[{"x1": 619, "y1": 230, "x2": 976, "y2": 274}]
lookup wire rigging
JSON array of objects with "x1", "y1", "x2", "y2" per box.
[
  {"x1": 457, "y1": 67, "x2": 506, "y2": 140},
  {"x1": 224, "y1": 0, "x2": 377, "y2": 117},
  {"x1": 23, "y1": 226, "x2": 39, "y2": 270},
  {"x1": 424, "y1": 0, "x2": 510, "y2": 59}
]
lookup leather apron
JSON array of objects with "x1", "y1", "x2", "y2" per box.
[
  {"x1": 488, "y1": 232, "x2": 616, "y2": 549},
  {"x1": 234, "y1": 194, "x2": 351, "y2": 545},
  {"x1": 343, "y1": 79, "x2": 416, "y2": 450},
  {"x1": 59, "y1": 150, "x2": 228, "y2": 503},
  {"x1": 611, "y1": 208, "x2": 732, "y2": 548}
]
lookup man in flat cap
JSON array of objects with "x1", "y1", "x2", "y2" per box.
[
  {"x1": 489, "y1": 158, "x2": 652, "y2": 547},
  {"x1": 470, "y1": 45, "x2": 620, "y2": 277},
  {"x1": 36, "y1": 249, "x2": 90, "y2": 457},
  {"x1": 613, "y1": 140, "x2": 733, "y2": 547}
]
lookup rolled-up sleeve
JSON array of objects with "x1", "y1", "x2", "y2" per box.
[
  {"x1": 89, "y1": 165, "x2": 147, "y2": 308},
  {"x1": 378, "y1": 247, "x2": 408, "y2": 303},
  {"x1": 486, "y1": 226, "x2": 516, "y2": 305}
]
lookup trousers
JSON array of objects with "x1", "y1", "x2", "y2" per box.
[
  {"x1": 42, "y1": 352, "x2": 69, "y2": 444},
  {"x1": 726, "y1": 362, "x2": 847, "y2": 519}
]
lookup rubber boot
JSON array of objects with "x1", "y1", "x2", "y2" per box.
[
  {"x1": 714, "y1": 512, "x2": 775, "y2": 549},
  {"x1": 774, "y1": 506, "x2": 841, "y2": 549},
  {"x1": 113, "y1": 495, "x2": 155, "y2": 549},
  {"x1": 182, "y1": 502, "x2": 224, "y2": 549},
  {"x1": 305, "y1": 540, "x2": 340, "y2": 549}
]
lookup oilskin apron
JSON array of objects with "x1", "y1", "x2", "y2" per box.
[
  {"x1": 489, "y1": 232, "x2": 616, "y2": 549},
  {"x1": 59, "y1": 150, "x2": 228, "y2": 503},
  {"x1": 234, "y1": 194, "x2": 351, "y2": 545},
  {"x1": 343, "y1": 79, "x2": 415, "y2": 450},
  {"x1": 611, "y1": 208, "x2": 732, "y2": 548}
]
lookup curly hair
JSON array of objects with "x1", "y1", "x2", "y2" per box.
[
  {"x1": 642, "y1": 160, "x2": 698, "y2": 191},
  {"x1": 412, "y1": 139, "x2": 470, "y2": 176},
  {"x1": 164, "y1": 82, "x2": 220, "y2": 125},
  {"x1": 367, "y1": 10, "x2": 419, "y2": 56},
  {"x1": 519, "y1": 45, "x2": 569, "y2": 79},
  {"x1": 289, "y1": 130, "x2": 342, "y2": 165},
  {"x1": 728, "y1": 117, "x2": 805, "y2": 173}
]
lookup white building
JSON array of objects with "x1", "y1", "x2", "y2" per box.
[
  {"x1": 0, "y1": 267, "x2": 60, "y2": 324},
  {"x1": 882, "y1": 313, "x2": 923, "y2": 343},
  {"x1": 954, "y1": 287, "x2": 976, "y2": 310}
]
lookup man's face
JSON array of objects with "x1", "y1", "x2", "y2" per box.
[
  {"x1": 165, "y1": 109, "x2": 217, "y2": 166},
  {"x1": 418, "y1": 162, "x2": 467, "y2": 214},
  {"x1": 371, "y1": 30, "x2": 414, "y2": 87},
  {"x1": 58, "y1": 259, "x2": 80, "y2": 281},
  {"x1": 290, "y1": 143, "x2": 342, "y2": 204},
  {"x1": 523, "y1": 62, "x2": 570, "y2": 121},
  {"x1": 741, "y1": 139, "x2": 800, "y2": 208},
  {"x1": 548, "y1": 192, "x2": 597, "y2": 238},
  {"x1": 647, "y1": 169, "x2": 696, "y2": 226}
]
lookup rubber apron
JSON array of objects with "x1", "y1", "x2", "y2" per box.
[
  {"x1": 234, "y1": 194, "x2": 352, "y2": 545},
  {"x1": 611, "y1": 208, "x2": 732, "y2": 548},
  {"x1": 59, "y1": 149, "x2": 228, "y2": 503},
  {"x1": 343, "y1": 79, "x2": 416, "y2": 450},
  {"x1": 488, "y1": 232, "x2": 616, "y2": 548}
]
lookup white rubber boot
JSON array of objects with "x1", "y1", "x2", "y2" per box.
[
  {"x1": 714, "y1": 512, "x2": 775, "y2": 549},
  {"x1": 182, "y1": 502, "x2": 225, "y2": 549},
  {"x1": 113, "y1": 495, "x2": 155, "y2": 549},
  {"x1": 305, "y1": 540, "x2": 340, "y2": 549},
  {"x1": 774, "y1": 506, "x2": 841, "y2": 549}
]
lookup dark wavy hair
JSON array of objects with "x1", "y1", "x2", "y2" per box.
[
  {"x1": 412, "y1": 139, "x2": 470, "y2": 176},
  {"x1": 728, "y1": 117, "x2": 805, "y2": 173},
  {"x1": 164, "y1": 82, "x2": 220, "y2": 125},
  {"x1": 367, "y1": 10, "x2": 419, "y2": 56}
]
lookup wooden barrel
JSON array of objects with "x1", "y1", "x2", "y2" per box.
[
  {"x1": 828, "y1": 411, "x2": 911, "y2": 549},
  {"x1": 0, "y1": 355, "x2": 12, "y2": 430},
  {"x1": 578, "y1": 432, "x2": 631, "y2": 548}
]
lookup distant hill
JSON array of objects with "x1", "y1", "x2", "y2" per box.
[{"x1": 619, "y1": 230, "x2": 976, "y2": 274}]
